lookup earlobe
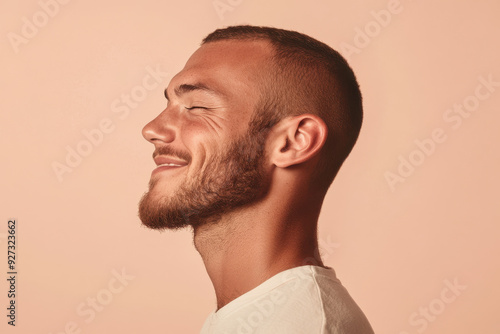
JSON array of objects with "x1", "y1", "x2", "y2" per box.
[{"x1": 270, "y1": 114, "x2": 327, "y2": 168}]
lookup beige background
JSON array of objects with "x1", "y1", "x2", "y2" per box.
[{"x1": 1, "y1": 0, "x2": 499, "y2": 333}]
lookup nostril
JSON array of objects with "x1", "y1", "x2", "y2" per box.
[
  {"x1": 142, "y1": 121, "x2": 156, "y2": 142},
  {"x1": 142, "y1": 111, "x2": 176, "y2": 144}
]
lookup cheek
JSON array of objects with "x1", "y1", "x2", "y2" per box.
[
  {"x1": 179, "y1": 121, "x2": 217, "y2": 151},
  {"x1": 179, "y1": 111, "x2": 225, "y2": 138},
  {"x1": 178, "y1": 110, "x2": 238, "y2": 151},
  {"x1": 178, "y1": 122, "x2": 218, "y2": 173}
]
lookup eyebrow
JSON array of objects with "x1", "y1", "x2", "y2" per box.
[{"x1": 164, "y1": 83, "x2": 221, "y2": 101}]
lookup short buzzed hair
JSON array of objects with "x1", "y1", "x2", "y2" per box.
[{"x1": 202, "y1": 25, "x2": 363, "y2": 193}]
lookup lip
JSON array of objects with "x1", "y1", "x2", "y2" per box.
[
  {"x1": 153, "y1": 155, "x2": 189, "y2": 167},
  {"x1": 152, "y1": 155, "x2": 189, "y2": 176},
  {"x1": 152, "y1": 164, "x2": 187, "y2": 176}
]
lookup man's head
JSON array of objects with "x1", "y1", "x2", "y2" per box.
[
  {"x1": 203, "y1": 25, "x2": 363, "y2": 193},
  {"x1": 138, "y1": 25, "x2": 362, "y2": 230}
]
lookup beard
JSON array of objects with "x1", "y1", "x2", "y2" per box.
[{"x1": 138, "y1": 127, "x2": 270, "y2": 230}]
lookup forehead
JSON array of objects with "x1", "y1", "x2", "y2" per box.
[{"x1": 169, "y1": 40, "x2": 273, "y2": 101}]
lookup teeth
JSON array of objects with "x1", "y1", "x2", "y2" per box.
[{"x1": 158, "y1": 163, "x2": 184, "y2": 167}]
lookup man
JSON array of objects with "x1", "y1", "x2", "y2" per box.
[{"x1": 139, "y1": 25, "x2": 374, "y2": 333}]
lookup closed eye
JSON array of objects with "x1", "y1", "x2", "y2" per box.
[{"x1": 185, "y1": 106, "x2": 208, "y2": 110}]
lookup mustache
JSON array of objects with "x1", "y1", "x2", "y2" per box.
[{"x1": 152, "y1": 146, "x2": 192, "y2": 164}]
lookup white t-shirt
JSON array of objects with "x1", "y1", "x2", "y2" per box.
[{"x1": 199, "y1": 265, "x2": 374, "y2": 334}]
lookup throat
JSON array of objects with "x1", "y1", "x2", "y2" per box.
[{"x1": 192, "y1": 214, "x2": 322, "y2": 310}]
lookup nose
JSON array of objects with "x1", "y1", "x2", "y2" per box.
[{"x1": 142, "y1": 108, "x2": 177, "y2": 144}]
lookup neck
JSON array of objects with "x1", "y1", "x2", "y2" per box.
[{"x1": 192, "y1": 194, "x2": 324, "y2": 310}]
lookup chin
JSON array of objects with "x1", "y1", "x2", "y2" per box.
[{"x1": 138, "y1": 192, "x2": 186, "y2": 230}]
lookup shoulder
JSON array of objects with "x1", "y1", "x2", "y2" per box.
[
  {"x1": 263, "y1": 265, "x2": 374, "y2": 334},
  {"x1": 200, "y1": 266, "x2": 374, "y2": 334}
]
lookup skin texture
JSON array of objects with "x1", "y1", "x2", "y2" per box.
[
  {"x1": 138, "y1": 40, "x2": 272, "y2": 230},
  {"x1": 140, "y1": 39, "x2": 329, "y2": 310}
]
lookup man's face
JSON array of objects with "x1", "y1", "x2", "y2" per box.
[{"x1": 138, "y1": 40, "x2": 273, "y2": 230}]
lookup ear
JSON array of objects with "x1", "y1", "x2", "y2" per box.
[{"x1": 269, "y1": 114, "x2": 328, "y2": 168}]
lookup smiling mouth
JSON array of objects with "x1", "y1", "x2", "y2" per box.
[
  {"x1": 157, "y1": 163, "x2": 186, "y2": 167},
  {"x1": 151, "y1": 153, "x2": 190, "y2": 176},
  {"x1": 152, "y1": 163, "x2": 187, "y2": 176}
]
